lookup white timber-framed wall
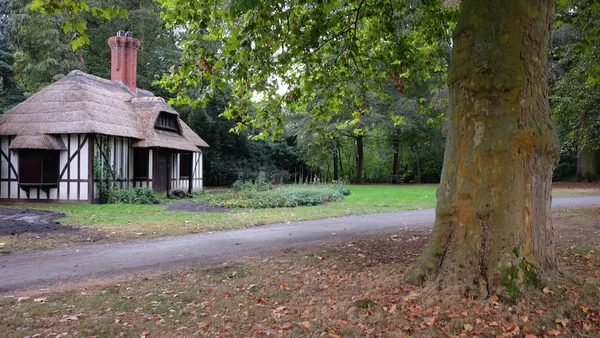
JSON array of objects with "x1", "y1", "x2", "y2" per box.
[
  {"x1": 0, "y1": 134, "x2": 204, "y2": 203},
  {"x1": 0, "y1": 134, "x2": 91, "y2": 202},
  {"x1": 192, "y1": 151, "x2": 203, "y2": 191},
  {"x1": 169, "y1": 151, "x2": 204, "y2": 193},
  {"x1": 91, "y1": 134, "x2": 132, "y2": 201}
]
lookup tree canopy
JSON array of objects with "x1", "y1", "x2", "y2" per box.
[
  {"x1": 32, "y1": 0, "x2": 457, "y2": 139},
  {"x1": 551, "y1": 0, "x2": 600, "y2": 150}
]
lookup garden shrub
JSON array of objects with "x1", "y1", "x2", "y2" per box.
[
  {"x1": 232, "y1": 173, "x2": 271, "y2": 198},
  {"x1": 106, "y1": 188, "x2": 160, "y2": 204},
  {"x1": 335, "y1": 186, "x2": 351, "y2": 196},
  {"x1": 214, "y1": 185, "x2": 348, "y2": 208}
]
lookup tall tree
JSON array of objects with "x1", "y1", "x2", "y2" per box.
[
  {"x1": 407, "y1": 1, "x2": 558, "y2": 299},
  {"x1": 10, "y1": 0, "x2": 79, "y2": 94},
  {"x1": 11, "y1": 0, "x2": 178, "y2": 95},
  {"x1": 550, "y1": 0, "x2": 600, "y2": 179},
  {"x1": 32, "y1": 0, "x2": 560, "y2": 299},
  {"x1": 0, "y1": 0, "x2": 25, "y2": 112}
]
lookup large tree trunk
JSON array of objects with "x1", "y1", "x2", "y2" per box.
[
  {"x1": 333, "y1": 142, "x2": 339, "y2": 181},
  {"x1": 338, "y1": 142, "x2": 344, "y2": 179},
  {"x1": 392, "y1": 131, "x2": 400, "y2": 175},
  {"x1": 407, "y1": 0, "x2": 559, "y2": 300},
  {"x1": 577, "y1": 147, "x2": 600, "y2": 180},
  {"x1": 355, "y1": 135, "x2": 364, "y2": 184}
]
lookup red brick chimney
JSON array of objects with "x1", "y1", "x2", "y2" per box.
[{"x1": 108, "y1": 31, "x2": 141, "y2": 93}]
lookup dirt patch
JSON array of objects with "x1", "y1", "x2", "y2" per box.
[
  {"x1": 0, "y1": 207, "x2": 115, "y2": 252},
  {"x1": 163, "y1": 200, "x2": 230, "y2": 213},
  {"x1": 0, "y1": 208, "x2": 77, "y2": 236}
]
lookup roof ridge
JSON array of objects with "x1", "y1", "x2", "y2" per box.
[
  {"x1": 130, "y1": 96, "x2": 166, "y2": 103},
  {"x1": 67, "y1": 70, "x2": 117, "y2": 86}
]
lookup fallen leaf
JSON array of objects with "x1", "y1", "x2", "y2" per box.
[
  {"x1": 543, "y1": 287, "x2": 554, "y2": 295},
  {"x1": 580, "y1": 305, "x2": 589, "y2": 313},
  {"x1": 524, "y1": 334, "x2": 538, "y2": 338},
  {"x1": 59, "y1": 315, "x2": 79, "y2": 322},
  {"x1": 463, "y1": 324, "x2": 473, "y2": 331},
  {"x1": 279, "y1": 323, "x2": 292, "y2": 330},
  {"x1": 196, "y1": 322, "x2": 209, "y2": 329},
  {"x1": 555, "y1": 318, "x2": 569, "y2": 327},
  {"x1": 297, "y1": 321, "x2": 311, "y2": 330},
  {"x1": 546, "y1": 329, "x2": 562, "y2": 336},
  {"x1": 520, "y1": 315, "x2": 529, "y2": 322}
]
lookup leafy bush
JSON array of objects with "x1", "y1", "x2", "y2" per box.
[
  {"x1": 553, "y1": 162, "x2": 577, "y2": 182},
  {"x1": 214, "y1": 185, "x2": 347, "y2": 208},
  {"x1": 106, "y1": 188, "x2": 160, "y2": 204},
  {"x1": 232, "y1": 173, "x2": 271, "y2": 198},
  {"x1": 336, "y1": 186, "x2": 351, "y2": 196}
]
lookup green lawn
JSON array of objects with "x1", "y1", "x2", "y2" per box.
[
  {"x1": 25, "y1": 185, "x2": 439, "y2": 234},
  {"x1": 0, "y1": 184, "x2": 596, "y2": 252}
]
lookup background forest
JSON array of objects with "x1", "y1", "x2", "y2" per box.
[{"x1": 0, "y1": 0, "x2": 597, "y2": 186}]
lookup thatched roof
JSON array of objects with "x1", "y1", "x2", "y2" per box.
[
  {"x1": 130, "y1": 98, "x2": 200, "y2": 152},
  {"x1": 0, "y1": 70, "x2": 208, "y2": 151},
  {"x1": 10, "y1": 135, "x2": 67, "y2": 150}
]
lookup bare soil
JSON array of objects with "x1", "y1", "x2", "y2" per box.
[
  {"x1": 0, "y1": 208, "x2": 72, "y2": 236},
  {"x1": 0, "y1": 208, "x2": 111, "y2": 252}
]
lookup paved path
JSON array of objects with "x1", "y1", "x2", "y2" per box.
[{"x1": 1, "y1": 196, "x2": 599, "y2": 292}]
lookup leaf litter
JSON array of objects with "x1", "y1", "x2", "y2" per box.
[{"x1": 0, "y1": 207, "x2": 599, "y2": 337}]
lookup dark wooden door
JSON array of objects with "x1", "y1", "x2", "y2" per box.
[{"x1": 153, "y1": 150, "x2": 169, "y2": 194}]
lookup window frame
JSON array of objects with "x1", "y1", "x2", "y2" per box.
[
  {"x1": 133, "y1": 148, "x2": 150, "y2": 180},
  {"x1": 155, "y1": 112, "x2": 180, "y2": 133},
  {"x1": 179, "y1": 152, "x2": 191, "y2": 178},
  {"x1": 18, "y1": 149, "x2": 60, "y2": 186}
]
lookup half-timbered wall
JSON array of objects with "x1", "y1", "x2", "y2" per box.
[
  {"x1": 0, "y1": 134, "x2": 204, "y2": 202},
  {"x1": 92, "y1": 135, "x2": 132, "y2": 200},
  {"x1": 192, "y1": 151, "x2": 203, "y2": 192},
  {"x1": 170, "y1": 152, "x2": 187, "y2": 192},
  {"x1": 0, "y1": 135, "x2": 19, "y2": 200},
  {"x1": 0, "y1": 134, "x2": 91, "y2": 201},
  {"x1": 169, "y1": 151, "x2": 203, "y2": 193}
]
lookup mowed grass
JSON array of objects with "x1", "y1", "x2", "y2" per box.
[
  {"x1": 15, "y1": 185, "x2": 438, "y2": 233},
  {"x1": 0, "y1": 183, "x2": 596, "y2": 252}
]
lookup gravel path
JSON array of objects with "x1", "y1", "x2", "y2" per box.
[{"x1": 1, "y1": 196, "x2": 599, "y2": 292}]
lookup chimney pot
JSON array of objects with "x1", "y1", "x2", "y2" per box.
[{"x1": 108, "y1": 31, "x2": 141, "y2": 93}]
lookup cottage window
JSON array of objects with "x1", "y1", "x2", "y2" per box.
[
  {"x1": 133, "y1": 148, "x2": 149, "y2": 179},
  {"x1": 179, "y1": 153, "x2": 191, "y2": 178},
  {"x1": 155, "y1": 112, "x2": 179, "y2": 132},
  {"x1": 18, "y1": 150, "x2": 59, "y2": 185}
]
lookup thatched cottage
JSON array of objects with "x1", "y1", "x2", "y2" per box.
[{"x1": 0, "y1": 31, "x2": 208, "y2": 202}]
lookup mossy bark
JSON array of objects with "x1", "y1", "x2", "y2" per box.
[{"x1": 406, "y1": 0, "x2": 559, "y2": 299}]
